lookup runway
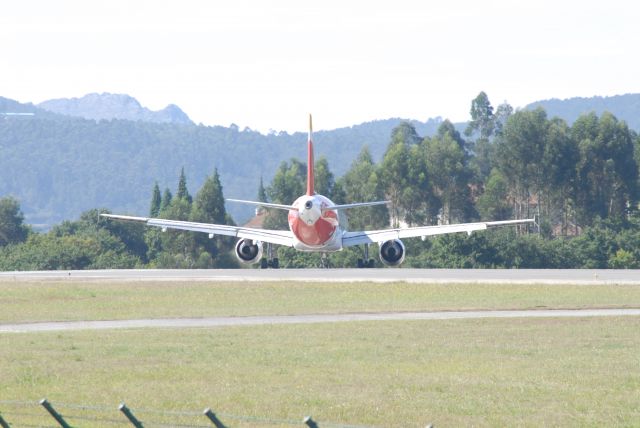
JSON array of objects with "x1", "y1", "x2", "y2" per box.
[
  {"x1": 1, "y1": 268, "x2": 640, "y2": 284},
  {"x1": 2, "y1": 308, "x2": 639, "y2": 333}
]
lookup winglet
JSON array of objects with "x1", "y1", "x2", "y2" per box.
[{"x1": 306, "y1": 114, "x2": 315, "y2": 196}]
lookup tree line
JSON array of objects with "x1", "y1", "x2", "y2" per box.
[{"x1": 1, "y1": 92, "x2": 640, "y2": 269}]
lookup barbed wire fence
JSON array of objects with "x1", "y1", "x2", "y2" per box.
[{"x1": 0, "y1": 399, "x2": 399, "y2": 428}]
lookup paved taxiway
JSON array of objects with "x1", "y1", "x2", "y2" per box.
[
  {"x1": 1, "y1": 268, "x2": 640, "y2": 284},
  {"x1": 2, "y1": 308, "x2": 639, "y2": 333}
]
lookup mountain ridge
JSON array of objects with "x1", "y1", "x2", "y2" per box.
[
  {"x1": 524, "y1": 93, "x2": 640, "y2": 130},
  {"x1": 37, "y1": 93, "x2": 193, "y2": 124}
]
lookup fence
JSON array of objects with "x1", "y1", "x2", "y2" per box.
[{"x1": 0, "y1": 399, "x2": 389, "y2": 428}]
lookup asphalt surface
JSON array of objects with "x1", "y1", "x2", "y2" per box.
[{"x1": 1, "y1": 268, "x2": 640, "y2": 284}]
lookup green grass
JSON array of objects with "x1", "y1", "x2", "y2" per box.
[
  {"x1": 1, "y1": 280, "x2": 640, "y2": 323},
  {"x1": 1, "y1": 318, "x2": 639, "y2": 427},
  {"x1": 1, "y1": 280, "x2": 639, "y2": 426}
]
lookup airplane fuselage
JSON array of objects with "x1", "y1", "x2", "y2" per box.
[{"x1": 288, "y1": 194, "x2": 344, "y2": 252}]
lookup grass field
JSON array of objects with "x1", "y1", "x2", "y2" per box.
[
  {"x1": 1, "y1": 280, "x2": 639, "y2": 427},
  {"x1": 1, "y1": 280, "x2": 640, "y2": 323}
]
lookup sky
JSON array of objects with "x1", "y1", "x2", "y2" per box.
[{"x1": 1, "y1": 0, "x2": 639, "y2": 133}]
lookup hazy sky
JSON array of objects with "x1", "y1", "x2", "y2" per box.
[{"x1": 2, "y1": 0, "x2": 638, "y2": 132}]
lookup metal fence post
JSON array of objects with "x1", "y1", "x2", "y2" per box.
[
  {"x1": 304, "y1": 416, "x2": 319, "y2": 428},
  {"x1": 0, "y1": 412, "x2": 11, "y2": 428},
  {"x1": 119, "y1": 403, "x2": 144, "y2": 428},
  {"x1": 40, "y1": 399, "x2": 71, "y2": 428},
  {"x1": 203, "y1": 408, "x2": 227, "y2": 428}
]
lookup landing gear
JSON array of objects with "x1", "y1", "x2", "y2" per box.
[
  {"x1": 320, "y1": 253, "x2": 331, "y2": 268},
  {"x1": 357, "y1": 244, "x2": 375, "y2": 268},
  {"x1": 357, "y1": 258, "x2": 375, "y2": 268},
  {"x1": 260, "y1": 243, "x2": 279, "y2": 269}
]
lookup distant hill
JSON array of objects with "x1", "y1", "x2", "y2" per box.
[
  {"x1": 1, "y1": 97, "x2": 444, "y2": 227},
  {"x1": 38, "y1": 93, "x2": 193, "y2": 124},
  {"x1": 525, "y1": 93, "x2": 640, "y2": 130}
]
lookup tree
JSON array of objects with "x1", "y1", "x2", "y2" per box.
[
  {"x1": 155, "y1": 169, "x2": 196, "y2": 267},
  {"x1": 493, "y1": 102, "x2": 514, "y2": 136},
  {"x1": 0, "y1": 197, "x2": 29, "y2": 247},
  {"x1": 257, "y1": 176, "x2": 268, "y2": 203},
  {"x1": 160, "y1": 188, "x2": 172, "y2": 213},
  {"x1": 494, "y1": 108, "x2": 548, "y2": 222},
  {"x1": 389, "y1": 121, "x2": 422, "y2": 147},
  {"x1": 423, "y1": 129, "x2": 473, "y2": 224},
  {"x1": 189, "y1": 168, "x2": 236, "y2": 267},
  {"x1": 381, "y1": 122, "x2": 422, "y2": 226},
  {"x1": 542, "y1": 118, "x2": 578, "y2": 236},
  {"x1": 314, "y1": 157, "x2": 335, "y2": 198},
  {"x1": 476, "y1": 169, "x2": 512, "y2": 220},
  {"x1": 150, "y1": 182, "x2": 161, "y2": 217},
  {"x1": 176, "y1": 167, "x2": 192, "y2": 203},
  {"x1": 573, "y1": 112, "x2": 639, "y2": 226},
  {"x1": 191, "y1": 169, "x2": 228, "y2": 225},
  {"x1": 264, "y1": 159, "x2": 306, "y2": 229},
  {"x1": 465, "y1": 91, "x2": 495, "y2": 140},
  {"x1": 337, "y1": 146, "x2": 389, "y2": 230}
]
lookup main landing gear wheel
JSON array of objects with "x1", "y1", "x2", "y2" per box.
[
  {"x1": 357, "y1": 258, "x2": 375, "y2": 268},
  {"x1": 260, "y1": 257, "x2": 279, "y2": 269},
  {"x1": 260, "y1": 243, "x2": 279, "y2": 269},
  {"x1": 320, "y1": 253, "x2": 331, "y2": 268},
  {"x1": 357, "y1": 244, "x2": 375, "y2": 268}
]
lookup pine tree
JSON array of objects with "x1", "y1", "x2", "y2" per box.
[
  {"x1": 160, "y1": 188, "x2": 172, "y2": 213},
  {"x1": 190, "y1": 168, "x2": 236, "y2": 267},
  {"x1": 191, "y1": 168, "x2": 227, "y2": 224},
  {"x1": 257, "y1": 176, "x2": 268, "y2": 203},
  {"x1": 150, "y1": 182, "x2": 161, "y2": 217},
  {"x1": 176, "y1": 167, "x2": 192, "y2": 203}
]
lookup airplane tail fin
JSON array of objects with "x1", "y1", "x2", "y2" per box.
[{"x1": 306, "y1": 114, "x2": 315, "y2": 196}]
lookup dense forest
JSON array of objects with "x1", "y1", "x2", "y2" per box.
[{"x1": 2, "y1": 92, "x2": 640, "y2": 269}]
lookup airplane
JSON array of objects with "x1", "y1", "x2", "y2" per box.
[{"x1": 102, "y1": 115, "x2": 535, "y2": 268}]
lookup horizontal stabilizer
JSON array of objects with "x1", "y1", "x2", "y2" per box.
[
  {"x1": 101, "y1": 213, "x2": 149, "y2": 222},
  {"x1": 323, "y1": 201, "x2": 390, "y2": 211},
  {"x1": 226, "y1": 198, "x2": 298, "y2": 211}
]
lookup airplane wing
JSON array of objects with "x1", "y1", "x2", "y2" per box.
[
  {"x1": 342, "y1": 218, "x2": 536, "y2": 247},
  {"x1": 101, "y1": 214, "x2": 295, "y2": 247}
]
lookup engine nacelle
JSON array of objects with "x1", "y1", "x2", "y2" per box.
[
  {"x1": 379, "y1": 239, "x2": 406, "y2": 266},
  {"x1": 234, "y1": 238, "x2": 263, "y2": 264}
]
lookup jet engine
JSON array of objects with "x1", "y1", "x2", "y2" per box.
[
  {"x1": 234, "y1": 238, "x2": 263, "y2": 264},
  {"x1": 378, "y1": 239, "x2": 406, "y2": 266}
]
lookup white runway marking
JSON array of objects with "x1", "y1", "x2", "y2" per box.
[{"x1": 2, "y1": 309, "x2": 639, "y2": 333}]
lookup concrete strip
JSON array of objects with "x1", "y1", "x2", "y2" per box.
[
  {"x1": 2, "y1": 308, "x2": 639, "y2": 333},
  {"x1": 1, "y1": 268, "x2": 640, "y2": 284}
]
